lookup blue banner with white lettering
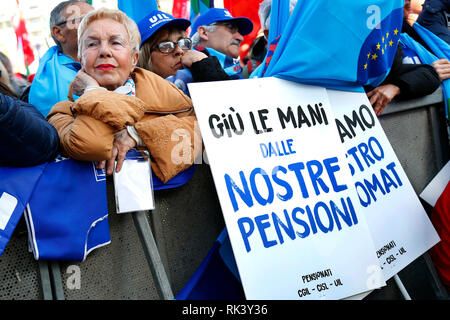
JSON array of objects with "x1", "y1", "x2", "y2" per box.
[
  {"x1": 264, "y1": 0, "x2": 404, "y2": 92},
  {"x1": 0, "y1": 164, "x2": 47, "y2": 257},
  {"x1": 118, "y1": 0, "x2": 158, "y2": 24},
  {"x1": 25, "y1": 159, "x2": 110, "y2": 261}
]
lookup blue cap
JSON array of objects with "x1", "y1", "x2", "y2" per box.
[
  {"x1": 138, "y1": 10, "x2": 191, "y2": 48},
  {"x1": 191, "y1": 8, "x2": 253, "y2": 37}
]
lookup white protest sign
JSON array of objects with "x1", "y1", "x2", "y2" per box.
[
  {"x1": 327, "y1": 89, "x2": 440, "y2": 281},
  {"x1": 189, "y1": 78, "x2": 383, "y2": 300}
]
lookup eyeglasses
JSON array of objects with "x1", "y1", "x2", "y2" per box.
[
  {"x1": 150, "y1": 38, "x2": 192, "y2": 54},
  {"x1": 215, "y1": 22, "x2": 239, "y2": 34},
  {"x1": 55, "y1": 15, "x2": 86, "y2": 27}
]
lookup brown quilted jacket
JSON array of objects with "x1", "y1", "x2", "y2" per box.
[{"x1": 47, "y1": 67, "x2": 201, "y2": 183}]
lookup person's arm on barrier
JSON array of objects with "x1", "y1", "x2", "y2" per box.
[
  {"x1": 0, "y1": 93, "x2": 59, "y2": 166},
  {"x1": 432, "y1": 58, "x2": 450, "y2": 81},
  {"x1": 367, "y1": 84, "x2": 401, "y2": 116}
]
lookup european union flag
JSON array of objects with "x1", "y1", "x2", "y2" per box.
[{"x1": 264, "y1": 0, "x2": 404, "y2": 92}]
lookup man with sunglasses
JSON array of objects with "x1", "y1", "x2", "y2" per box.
[
  {"x1": 29, "y1": 1, "x2": 93, "y2": 117},
  {"x1": 190, "y1": 8, "x2": 253, "y2": 79}
]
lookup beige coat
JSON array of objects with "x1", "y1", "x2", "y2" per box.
[{"x1": 47, "y1": 67, "x2": 201, "y2": 183}]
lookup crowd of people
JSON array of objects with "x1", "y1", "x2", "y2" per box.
[
  {"x1": 1, "y1": 0, "x2": 449, "y2": 169},
  {"x1": 1, "y1": 0, "x2": 450, "y2": 290}
]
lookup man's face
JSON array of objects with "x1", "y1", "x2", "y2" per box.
[{"x1": 204, "y1": 22, "x2": 243, "y2": 59}]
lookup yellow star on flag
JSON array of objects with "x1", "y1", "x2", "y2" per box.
[
  {"x1": 382, "y1": 36, "x2": 385, "y2": 43},
  {"x1": 371, "y1": 53, "x2": 378, "y2": 60},
  {"x1": 389, "y1": 40, "x2": 394, "y2": 46},
  {"x1": 364, "y1": 63, "x2": 368, "y2": 69},
  {"x1": 376, "y1": 43, "x2": 381, "y2": 50},
  {"x1": 382, "y1": 48, "x2": 385, "y2": 55},
  {"x1": 367, "y1": 52, "x2": 371, "y2": 59},
  {"x1": 386, "y1": 32, "x2": 389, "y2": 38},
  {"x1": 394, "y1": 28, "x2": 399, "y2": 35}
]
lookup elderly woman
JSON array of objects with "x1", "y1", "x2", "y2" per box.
[
  {"x1": 137, "y1": 10, "x2": 231, "y2": 95},
  {"x1": 47, "y1": 8, "x2": 199, "y2": 183}
]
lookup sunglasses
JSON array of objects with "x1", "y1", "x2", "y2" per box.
[
  {"x1": 55, "y1": 15, "x2": 85, "y2": 27},
  {"x1": 151, "y1": 38, "x2": 193, "y2": 54}
]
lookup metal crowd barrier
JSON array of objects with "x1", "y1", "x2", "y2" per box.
[
  {"x1": 365, "y1": 87, "x2": 450, "y2": 300},
  {"x1": 0, "y1": 88, "x2": 449, "y2": 300}
]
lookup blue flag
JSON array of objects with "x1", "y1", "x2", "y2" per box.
[
  {"x1": 176, "y1": 228, "x2": 245, "y2": 300},
  {"x1": 266, "y1": 0, "x2": 289, "y2": 46},
  {"x1": 249, "y1": 0, "x2": 289, "y2": 79},
  {"x1": 118, "y1": 0, "x2": 158, "y2": 24},
  {"x1": 0, "y1": 164, "x2": 47, "y2": 257},
  {"x1": 25, "y1": 159, "x2": 110, "y2": 261},
  {"x1": 264, "y1": 0, "x2": 404, "y2": 92},
  {"x1": 409, "y1": 22, "x2": 450, "y2": 120}
]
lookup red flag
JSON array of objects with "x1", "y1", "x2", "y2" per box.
[
  {"x1": 172, "y1": 0, "x2": 190, "y2": 19},
  {"x1": 223, "y1": 0, "x2": 263, "y2": 61},
  {"x1": 13, "y1": 1, "x2": 34, "y2": 72}
]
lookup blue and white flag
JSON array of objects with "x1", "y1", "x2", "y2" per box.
[
  {"x1": 0, "y1": 163, "x2": 47, "y2": 257},
  {"x1": 25, "y1": 159, "x2": 110, "y2": 261},
  {"x1": 118, "y1": 0, "x2": 158, "y2": 24},
  {"x1": 264, "y1": 0, "x2": 404, "y2": 92}
]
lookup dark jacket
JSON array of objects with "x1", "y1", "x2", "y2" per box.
[
  {"x1": 377, "y1": 46, "x2": 441, "y2": 99},
  {"x1": 0, "y1": 93, "x2": 59, "y2": 166},
  {"x1": 190, "y1": 55, "x2": 232, "y2": 82},
  {"x1": 402, "y1": 18, "x2": 433, "y2": 52},
  {"x1": 417, "y1": 0, "x2": 450, "y2": 43}
]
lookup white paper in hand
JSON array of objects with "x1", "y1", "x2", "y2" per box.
[{"x1": 113, "y1": 149, "x2": 154, "y2": 214}]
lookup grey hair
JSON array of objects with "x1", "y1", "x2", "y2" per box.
[
  {"x1": 191, "y1": 24, "x2": 218, "y2": 46},
  {"x1": 258, "y1": 0, "x2": 298, "y2": 31},
  {"x1": 50, "y1": 1, "x2": 88, "y2": 49}
]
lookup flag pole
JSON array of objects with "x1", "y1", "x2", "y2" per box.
[{"x1": 394, "y1": 274, "x2": 412, "y2": 300}]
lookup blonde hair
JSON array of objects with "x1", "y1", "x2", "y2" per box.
[{"x1": 77, "y1": 8, "x2": 141, "y2": 59}]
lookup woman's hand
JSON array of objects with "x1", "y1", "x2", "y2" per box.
[
  {"x1": 97, "y1": 129, "x2": 137, "y2": 175},
  {"x1": 72, "y1": 69, "x2": 100, "y2": 96},
  {"x1": 367, "y1": 84, "x2": 401, "y2": 116},
  {"x1": 181, "y1": 50, "x2": 208, "y2": 68},
  {"x1": 432, "y1": 58, "x2": 450, "y2": 82}
]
